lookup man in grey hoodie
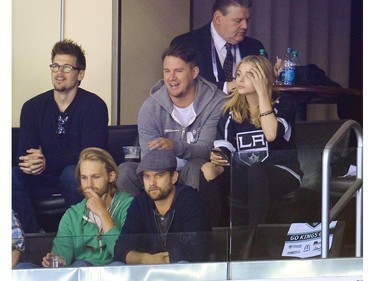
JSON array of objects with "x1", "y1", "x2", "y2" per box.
[{"x1": 117, "y1": 44, "x2": 226, "y2": 195}]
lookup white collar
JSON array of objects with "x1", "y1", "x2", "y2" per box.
[{"x1": 210, "y1": 22, "x2": 227, "y2": 51}]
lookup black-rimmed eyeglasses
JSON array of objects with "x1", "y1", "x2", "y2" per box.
[
  {"x1": 49, "y1": 63, "x2": 80, "y2": 73},
  {"x1": 56, "y1": 112, "x2": 69, "y2": 136}
]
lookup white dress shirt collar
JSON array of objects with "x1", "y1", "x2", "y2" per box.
[{"x1": 210, "y1": 22, "x2": 227, "y2": 52}]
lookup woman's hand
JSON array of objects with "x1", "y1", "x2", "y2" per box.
[
  {"x1": 210, "y1": 148, "x2": 229, "y2": 166},
  {"x1": 249, "y1": 63, "x2": 269, "y2": 98}
]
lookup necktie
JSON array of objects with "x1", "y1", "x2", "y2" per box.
[{"x1": 223, "y1": 42, "x2": 234, "y2": 82}]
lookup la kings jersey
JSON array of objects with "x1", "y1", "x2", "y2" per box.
[{"x1": 214, "y1": 94, "x2": 303, "y2": 180}]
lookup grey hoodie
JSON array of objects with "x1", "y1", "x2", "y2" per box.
[{"x1": 137, "y1": 76, "x2": 225, "y2": 165}]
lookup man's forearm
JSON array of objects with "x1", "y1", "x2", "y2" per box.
[{"x1": 126, "y1": 251, "x2": 169, "y2": 264}]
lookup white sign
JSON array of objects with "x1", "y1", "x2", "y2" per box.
[{"x1": 282, "y1": 221, "x2": 337, "y2": 258}]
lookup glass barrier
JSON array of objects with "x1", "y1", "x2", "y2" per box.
[
  {"x1": 15, "y1": 146, "x2": 359, "y2": 266},
  {"x1": 12, "y1": 257, "x2": 363, "y2": 281},
  {"x1": 228, "y1": 144, "x2": 360, "y2": 261},
  {"x1": 15, "y1": 231, "x2": 229, "y2": 268},
  {"x1": 12, "y1": 124, "x2": 362, "y2": 280}
]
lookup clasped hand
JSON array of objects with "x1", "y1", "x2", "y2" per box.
[{"x1": 19, "y1": 148, "x2": 46, "y2": 175}]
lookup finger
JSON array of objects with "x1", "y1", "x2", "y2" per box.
[
  {"x1": 210, "y1": 153, "x2": 222, "y2": 161},
  {"x1": 20, "y1": 167, "x2": 32, "y2": 174},
  {"x1": 19, "y1": 162, "x2": 30, "y2": 168},
  {"x1": 85, "y1": 189, "x2": 98, "y2": 198},
  {"x1": 148, "y1": 141, "x2": 161, "y2": 150},
  {"x1": 211, "y1": 159, "x2": 228, "y2": 166},
  {"x1": 42, "y1": 254, "x2": 51, "y2": 267},
  {"x1": 26, "y1": 148, "x2": 42, "y2": 154},
  {"x1": 31, "y1": 167, "x2": 44, "y2": 175},
  {"x1": 42, "y1": 258, "x2": 49, "y2": 266},
  {"x1": 29, "y1": 163, "x2": 44, "y2": 172},
  {"x1": 255, "y1": 62, "x2": 266, "y2": 77},
  {"x1": 30, "y1": 163, "x2": 44, "y2": 171},
  {"x1": 19, "y1": 155, "x2": 29, "y2": 161},
  {"x1": 249, "y1": 67, "x2": 261, "y2": 80},
  {"x1": 160, "y1": 140, "x2": 171, "y2": 149}
]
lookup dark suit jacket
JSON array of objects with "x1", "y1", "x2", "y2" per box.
[{"x1": 171, "y1": 23, "x2": 265, "y2": 90}]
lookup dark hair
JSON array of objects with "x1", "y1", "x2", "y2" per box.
[
  {"x1": 51, "y1": 39, "x2": 86, "y2": 70},
  {"x1": 212, "y1": 0, "x2": 253, "y2": 16},
  {"x1": 162, "y1": 44, "x2": 199, "y2": 69}
]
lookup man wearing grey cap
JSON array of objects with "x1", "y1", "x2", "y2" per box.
[{"x1": 114, "y1": 150, "x2": 211, "y2": 264}]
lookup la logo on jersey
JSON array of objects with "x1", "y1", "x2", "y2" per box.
[{"x1": 236, "y1": 130, "x2": 269, "y2": 166}]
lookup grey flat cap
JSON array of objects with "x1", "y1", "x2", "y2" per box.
[{"x1": 136, "y1": 149, "x2": 177, "y2": 175}]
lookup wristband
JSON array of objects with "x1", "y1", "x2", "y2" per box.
[{"x1": 259, "y1": 109, "x2": 274, "y2": 117}]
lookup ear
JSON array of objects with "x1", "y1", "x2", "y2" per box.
[
  {"x1": 213, "y1": 10, "x2": 223, "y2": 25},
  {"x1": 78, "y1": 69, "x2": 85, "y2": 82},
  {"x1": 172, "y1": 171, "x2": 179, "y2": 185},
  {"x1": 192, "y1": 66, "x2": 200, "y2": 79},
  {"x1": 108, "y1": 171, "x2": 117, "y2": 183}
]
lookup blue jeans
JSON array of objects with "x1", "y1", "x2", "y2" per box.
[
  {"x1": 14, "y1": 262, "x2": 41, "y2": 269},
  {"x1": 12, "y1": 165, "x2": 82, "y2": 233}
]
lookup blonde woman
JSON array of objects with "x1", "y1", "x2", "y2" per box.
[{"x1": 200, "y1": 55, "x2": 303, "y2": 227}]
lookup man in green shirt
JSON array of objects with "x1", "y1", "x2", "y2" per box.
[{"x1": 16, "y1": 147, "x2": 133, "y2": 268}]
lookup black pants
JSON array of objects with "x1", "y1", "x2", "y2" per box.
[{"x1": 199, "y1": 162, "x2": 300, "y2": 228}]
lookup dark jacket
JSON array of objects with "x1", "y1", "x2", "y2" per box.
[
  {"x1": 171, "y1": 23, "x2": 265, "y2": 90},
  {"x1": 114, "y1": 183, "x2": 212, "y2": 263},
  {"x1": 18, "y1": 88, "x2": 108, "y2": 175}
]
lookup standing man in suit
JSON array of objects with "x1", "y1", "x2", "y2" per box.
[{"x1": 171, "y1": 0, "x2": 265, "y2": 94}]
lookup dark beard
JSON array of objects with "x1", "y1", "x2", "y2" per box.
[
  {"x1": 147, "y1": 185, "x2": 174, "y2": 201},
  {"x1": 54, "y1": 85, "x2": 67, "y2": 92}
]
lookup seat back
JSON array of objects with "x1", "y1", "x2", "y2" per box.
[
  {"x1": 107, "y1": 125, "x2": 139, "y2": 165},
  {"x1": 294, "y1": 119, "x2": 349, "y2": 191},
  {"x1": 21, "y1": 233, "x2": 56, "y2": 265}
]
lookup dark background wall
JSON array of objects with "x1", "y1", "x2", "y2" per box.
[
  {"x1": 192, "y1": 0, "x2": 359, "y2": 88},
  {"x1": 191, "y1": 0, "x2": 362, "y2": 122},
  {"x1": 117, "y1": 0, "x2": 362, "y2": 124},
  {"x1": 349, "y1": 0, "x2": 363, "y2": 90}
]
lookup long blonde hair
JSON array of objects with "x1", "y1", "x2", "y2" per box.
[
  {"x1": 222, "y1": 55, "x2": 275, "y2": 127},
  {"x1": 76, "y1": 147, "x2": 119, "y2": 197}
]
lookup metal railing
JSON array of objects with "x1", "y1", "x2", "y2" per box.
[
  {"x1": 59, "y1": 0, "x2": 65, "y2": 41},
  {"x1": 321, "y1": 119, "x2": 363, "y2": 258}
]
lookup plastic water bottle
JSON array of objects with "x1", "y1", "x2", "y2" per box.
[
  {"x1": 283, "y1": 47, "x2": 294, "y2": 85},
  {"x1": 291, "y1": 50, "x2": 298, "y2": 84},
  {"x1": 259, "y1": 48, "x2": 268, "y2": 59},
  {"x1": 292, "y1": 50, "x2": 299, "y2": 66}
]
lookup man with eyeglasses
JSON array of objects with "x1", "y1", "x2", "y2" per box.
[{"x1": 12, "y1": 39, "x2": 109, "y2": 233}]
